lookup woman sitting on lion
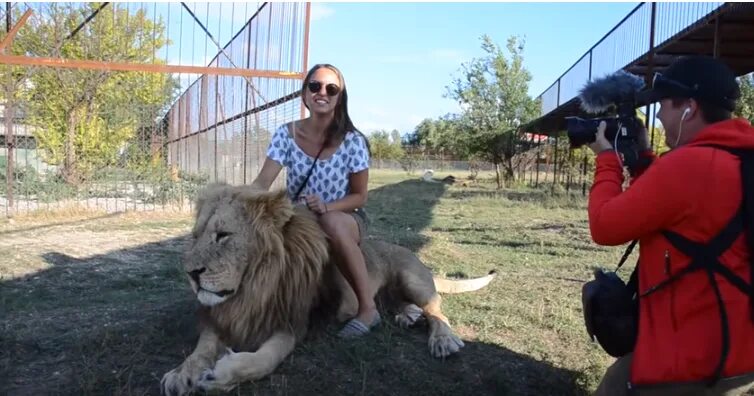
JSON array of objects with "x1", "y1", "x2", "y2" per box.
[{"x1": 250, "y1": 63, "x2": 378, "y2": 338}]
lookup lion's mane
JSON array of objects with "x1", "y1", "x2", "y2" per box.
[{"x1": 194, "y1": 185, "x2": 332, "y2": 351}]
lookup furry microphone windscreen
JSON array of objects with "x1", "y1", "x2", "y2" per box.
[{"x1": 578, "y1": 70, "x2": 645, "y2": 114}]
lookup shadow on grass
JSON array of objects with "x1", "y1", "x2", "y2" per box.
[
  {"x1": 365, "y1": 179, "x2": 447, "y2": 251},
  {"x1": 1, "y1": 180, "x2": 591, "y2": 395}
]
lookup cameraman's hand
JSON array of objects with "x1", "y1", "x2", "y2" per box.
[{"x1": 589, "y1": 121, "x2": 613, "y2": 155}]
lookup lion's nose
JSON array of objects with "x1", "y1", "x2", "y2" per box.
[{"x1": 188, "y1": 268, "x2": 206, "y2": 283}]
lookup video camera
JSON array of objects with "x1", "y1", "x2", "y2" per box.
[{"x1": 565, "y1": 70, "x2": 650, "y2": 173}]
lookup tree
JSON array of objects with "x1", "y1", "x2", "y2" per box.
[
  {"x1": 412, "y1": 115, "x2": 469, "y2": 159},
  {"x1": 636, "y1": 110, "x2": 669, "y2": 153},
  {"x1": 368, "y1": 129, "x2": 405, "y2": 163},
  {"x1": 735, "y1": 73, "x2": 754, "y2": 124},
  {"x1": 446, "y1": 35, "x2": 540, "y2": 188},
  {"x1": 14, "y1": 3, "x2": 177, "y2": 184}
]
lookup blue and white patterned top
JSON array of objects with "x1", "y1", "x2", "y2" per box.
[{"x1": 266, "y1": 124, "x2": 370, "y2": 203}]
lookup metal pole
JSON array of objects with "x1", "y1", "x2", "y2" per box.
[
  {"x1": 5, "y1": 2, "x2": 14, "y2": 217},
  {"x1": 713, "y1": 16, "x2": 721, "y2": 58},
  {"x1": 581, "y1": 150, "x2": 588, "y2": 196},
  {"x1": 647, "y1": 2, "x2": 657, "y2": 146},
  {"x1": 243, "y1": 22, "x2": 251, "y2": 184},
  {"x1": 535, "y1": 135, "x2": 541, "y2": 187},
  {"x1": 551, "y1": 136, "x2": 558, "y2": 195},
  {"x1": 301, "y1": 2, "x2": 311, "y2": 119}
]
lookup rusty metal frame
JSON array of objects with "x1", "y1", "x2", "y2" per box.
[
  {"x1": 301, "y1": 2, "x2": 311, "y2": 119},
  {"x1": 0, "y1": 53, "x2": 304, "y2": 78},
  {"x1": 0, "y1": 8, "x2": 31, "y2": 52}
]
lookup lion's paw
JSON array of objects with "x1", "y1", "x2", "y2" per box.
[
  {"x1": 160, "y1": 368, "x2": 196, "y2": 396},
  {"x1": 196, "y1": 352, "x2": 243, "y2": 393},
  {"x1": 197, "y1": 368, "x2": 235, "y2": 393},
  {"x1": 394, "y1": 304, "x2": 424, "y2": 328},
  {"x1": 429, "y1": 333, "x2": 465, "y2": 358}
]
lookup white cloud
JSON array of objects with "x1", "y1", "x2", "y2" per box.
[{"x1": 311, "y1": 4, "x2": 335, "y2": 22}]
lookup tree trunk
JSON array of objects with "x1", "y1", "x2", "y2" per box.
[
  {"x1": 494, "y1": 162, "x2": 503, "y2": 189},
  {"x1": 63, "y1": 108, "x2": 79, "y2": 185},
  {"x1": 505, "y1": 155, "x2": 515, "y2": 183}
]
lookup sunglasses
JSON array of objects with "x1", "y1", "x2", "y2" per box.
[
  {"x1": 652, "y1": 72, "x2": 696, "y2": 97},
  {"x1": 307, "y1": 81, "x2": 341, "y2": 96}
]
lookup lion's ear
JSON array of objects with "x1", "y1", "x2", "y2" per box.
[{"x1": 240, "y1": 188, "x2": 294, "y2": 229}]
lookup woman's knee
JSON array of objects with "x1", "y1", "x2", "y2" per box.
[{"x1": 320, "y1": 212, "x2": 358, "y2": 245}]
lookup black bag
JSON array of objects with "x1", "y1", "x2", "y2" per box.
[{"x1": 581, "y1": 240, "x2": 639, "y2": 357}]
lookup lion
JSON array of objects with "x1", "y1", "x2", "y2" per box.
[{"x1": 160, "y1": 183, "x2": 496, "y2": 395}]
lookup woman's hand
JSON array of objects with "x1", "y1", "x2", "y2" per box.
[{"x1": 304, "y1": 194, "x2": 328, "y2": 215}]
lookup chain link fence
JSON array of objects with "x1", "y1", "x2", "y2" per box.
[{"x1": 0, "y1": 2, "x2": 308, "y2": 217}]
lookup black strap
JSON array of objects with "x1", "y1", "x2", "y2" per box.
[
  {"x1": 638, "y1": 144, "x2": 754, "y2": 386},
  {"x1": 614, "y1": 240, "x2": 639, "y2": 295},
  {"x1": 695, "y1": 144, "x2": 754, "y2": 321},
  {"x1": 293, "y1": 144, "x2": 325, "y2": 202},
  {"x1": 615, "y1": 239, "x2": 638, "y2": 272}
]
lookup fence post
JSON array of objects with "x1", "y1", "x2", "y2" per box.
[
  {"x1": 4, "y1": 2, "x2": 14, "y2": 217},
  {"x1": 647, "y1": 2, "x2": 657, "y2": 146},
  {"x1": 581, "y1": 150, "x2": 588, "y2": 196},
  {"x1": 551, "y1": 135, "x2": 558, "y2": 195},
  {"x1": 534, "y1": 135, "x2": 542, "y2": 188}
]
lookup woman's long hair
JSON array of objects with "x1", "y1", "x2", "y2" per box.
[{"x1": 302, "y1": 64, "x2": 370, "y2": 154}]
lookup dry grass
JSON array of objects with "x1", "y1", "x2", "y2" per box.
[{"x1": 2, "y1": 169, "x2": 634, "y2": 395}]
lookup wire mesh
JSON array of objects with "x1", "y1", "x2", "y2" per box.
[{"x1": 0, "y1": 2, "x2": 308, "y2": 217}]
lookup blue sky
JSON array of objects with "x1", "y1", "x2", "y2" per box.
[
  {"x1": 306, "y1": 2, "x2": 640, "y2": 135},
  {"x1": 97, "y1": 2, "x2": 641, "y2": 135}
]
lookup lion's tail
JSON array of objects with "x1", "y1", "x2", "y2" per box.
[{"x1": 433, "y1": 270, "x2": 497, "y2": 294}]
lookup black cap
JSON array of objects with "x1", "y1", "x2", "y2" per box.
[{"x1": 635, "y1": 56, "x2": 740, "y2": 111}]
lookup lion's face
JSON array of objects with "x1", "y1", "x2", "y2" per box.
[
  {"x1": 184, "y1": 184, "x2": 294, "y2": 307},
  {"x1": 184, "y1": 195, "x2": 248, "y2": 306}
]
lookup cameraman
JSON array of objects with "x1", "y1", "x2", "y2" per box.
[{"x1": 588, "y1": 56, "x2": 754, "y2": 395}]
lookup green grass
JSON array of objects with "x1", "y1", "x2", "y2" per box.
[{"x1": 1, "y1": 169, "x2": 634, "y2": 395}]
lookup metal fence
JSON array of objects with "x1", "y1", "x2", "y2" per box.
[
  {"x1": 538, "y1": 2, "x2": 725, "y2": 116},
  {"x1": 0, "y1": 2, "x2": 309, "y2": 217},
  {"x1": 374, "y1": 133, "x2": 597, "y2": 195}
]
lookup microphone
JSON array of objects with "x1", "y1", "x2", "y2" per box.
[{"x1": 577, "y1": 70, "x2": 645, "y2": 114}]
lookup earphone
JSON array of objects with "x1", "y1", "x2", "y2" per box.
[{"x1": 675, "y1": 107, "x2": 691, "y2": 148}]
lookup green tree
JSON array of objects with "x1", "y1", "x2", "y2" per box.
[
  {"x1": 368, "y1": 129, "x2": 405, "y2": 162},
  {"x1": 735, "y1": 73, "x2": 754, "y2": 124},
  {"x1": 446, "y1": 35, "x2": 540, "y2": 188},
  {"x1": 412, "y1": 115, "x2": 469, "y2": 159},
  {"x1": 14, "y1": 3, "x2": 177, "y2": 184}
]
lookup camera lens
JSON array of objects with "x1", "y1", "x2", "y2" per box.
[{"x1": 566, "y1": 117, "x2": 597, "y2": 148}]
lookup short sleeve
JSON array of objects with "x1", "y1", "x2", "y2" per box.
[
  {"x1": 347, "y1": 132, "x2": 370, "y2": 173},
  {"x1": 266, "y1": 125, "x2": 291, "y2": 167}
]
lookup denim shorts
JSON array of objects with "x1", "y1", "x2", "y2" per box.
[{"x1": 351, "y1": 207, "x2": 368, "y2": 244}]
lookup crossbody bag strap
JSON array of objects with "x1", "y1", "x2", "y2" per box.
[
  {"x1": 293, "y1": 145, "x2": 325, "y2": 201},
  {"x1": 290, "y1": 122, "x2": 327, "y2": 201}
]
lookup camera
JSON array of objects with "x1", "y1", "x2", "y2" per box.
[
  {"x1": 565, "y1": 70, "x2": 649, "y2": 173},
  {"x1": 565, "y1": 101, "x2": 643, "y2": 149}
]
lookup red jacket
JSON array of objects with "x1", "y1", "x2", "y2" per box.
[{"x1": 589, "y1": 118, "x2": 754, "y2": 387}]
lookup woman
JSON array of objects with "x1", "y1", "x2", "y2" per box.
[{"x1": 250, "y1": 63, "x2": 379, "y2": 338}]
